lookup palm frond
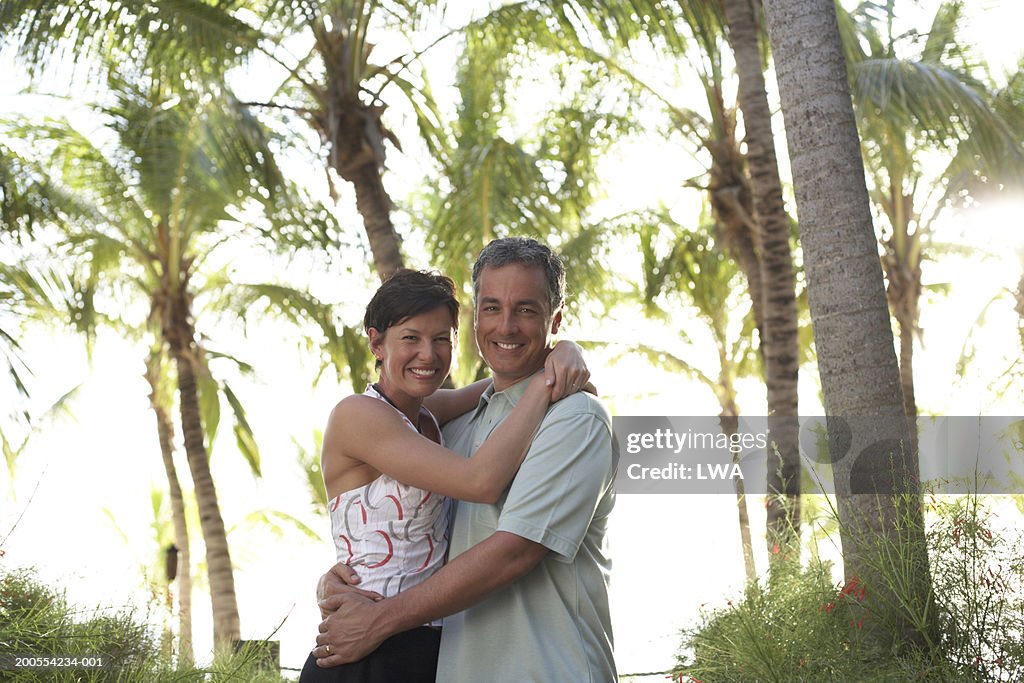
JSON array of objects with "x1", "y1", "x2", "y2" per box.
[
  {"x1": 386, "y1": 70, "x2": 450, "y2": 163},
  {"x1": 195, "y1": 359, "x2": 221, "y2": 457},
  {"x1": 0, "y1": 0, "x2": 261, "y2": 85},
  {"x1": 203, "y1": 348, "x2": 256, "y2": 376},
  {"x1": 0, "y1": 324, "x2": 32, "y2": 413},
  {"x1": 0, "y1": 139, "x2": 112, "y2": 239},
  {"x1": 293, "y1": 429, "x2": 327, "y2": 511},
  {"x1": 340, "y1": 323, "x2": 374, "y2": 393},
  {"x1": 834, "y1": 1, "x2": 870, "y2": 69},
  {"x1": 854, "y1": 58, "x2": 1018, "y2": 166},
  {"x1": 222, "y1": 381, "x2": 261, "y2": 478},
  {"x1": 921, "y1": 0, "x2": 963, "y2": 66},
  {"x1": 260, "y1": 184, "x2": 350, "y2": 254},
  {"x1": 630, "y1": 342, "x2": 717, "y2": 390},
  {"x1": 11, "y1": 118, "x2": 151, "y2": 233},
  {"x1": 225, "y1": 282, "x2": 372, "y2": 390},
  {"x1": 250, "y1": 0, "x2": 320, "y2": 37},
  {"x1": 229, "y1": 283, "x2": 336, "y2": 339},
  {"x1": 240, "y1": 509, "x2": 322, "y2": 542}
]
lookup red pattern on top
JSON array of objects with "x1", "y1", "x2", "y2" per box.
[
  {"x1": 365, "y1": 530, "x2": 395, "y2": 569},
  {"x1": 326, "y1": 385, "x2": 451, "y2": 606},
  {"x1": 385, "y1": 494, "x2": 404, "y2": 520}
]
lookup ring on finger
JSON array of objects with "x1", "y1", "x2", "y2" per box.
[{"x1": 325, "y1": 644, "x2": 332, "y2": 655}]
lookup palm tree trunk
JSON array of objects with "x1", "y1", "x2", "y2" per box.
[
  {"x1": 321, "y1": 40, "x2": 404, "y2": 282},
  {"x1": 762, "y1": 0, "x2": 936, "y2": 647},
  {"x1": 883, "y1": 243, "x2": 921, "y2": 421},
  {"x1": 721, "y1": 0, "x2": 801, "y2": 561},
  {"x1": 716, "y1": 340, "x2": 756, "y2": 584},
  {"x1": 147, "y1": 377, "x2": 194, "y2": 664},
  {"x1": 708, "y1": 136, "x2": 767, "y2": 344},
  {"x1": 337, "y1": 158, "x2": 404, "y2": 283},
  {"x1": 720, "y1": 214, "x2": 765, "y2": 343},
  {"x1": 897, "y1": 320, "x2": 917, "y2": 419},
  {"x1": 163, "y1": 290, "x2": 240, "y2": 646},
  {"x1": 720, "y1": 410, "x2": 756, "y2": 584}
]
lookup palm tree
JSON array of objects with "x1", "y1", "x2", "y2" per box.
[
  {"x1": 227, "y1": 282, "x2": 375, "y2": 394},
  {"x1": 239, "y1": 0, "x2": 680, "y2": 287},
  {"x1": 1, "y1": 144, "x2": 90, "y2": 426},
  {"x1": 635, "y1": 213, "x2": 760, "y2": 583},
  {"x1": 0, "y1": 258, "x2": 85, "y2": 486},
  {"x1": 718, "y1": 0, "x2": 801, "y2": 561},
  {"x1": 143, "y1": 347, "x2": 193, "y2": 663},
  {"x1": 9, "y1": 71, "x2": 281, "y2": 645},
  {"x1": 1, "y1": 142, "x2": 67, "y2": 242},
  {"x1": 420, "y1": 21, "x2": 626, "y2": 382},
  {"x1": 2, "y1": 0, "x2": 690, "y2": 286},
  {"x1": 0, "y1": 0, "x2": 410, "y2": 278},
  {"x1": 587, "y1": 1, "x2": 805, "y2": 559},
  {"x1": 101, "y1": 484, "x2": 188, "y2": 658},
  {"x1": 956, "y1": 254, "x2": 1024, "y2": 398},
  {"x1": 762, "y1": 0, "x2": 936, "y2": 647},
  {"x1": 662, "y1": 3, "x2": 767, "y2": 346},
  {"x1": 0, "y1": 262, "x2": 46, "y2": 427},
  {"x1": 294, "y1": 429, "x2": 328, "y2": 517},
  {"x1": 838, "y1": 0, "x2": 1024, "y2": 420}
]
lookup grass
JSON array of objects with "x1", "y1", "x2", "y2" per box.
[{"x1": 0, "y1": 566, "x2": 290, "y2": 682}]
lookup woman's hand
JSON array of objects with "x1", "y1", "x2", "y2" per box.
[{"x1": 543, "y1": 340, "x2": 590, "y2": 402}]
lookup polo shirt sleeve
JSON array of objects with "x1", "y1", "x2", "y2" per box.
[{"x1": 495, "y1": 402, "x2": 613, "y2": 562}]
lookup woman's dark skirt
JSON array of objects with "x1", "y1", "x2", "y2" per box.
[{"x1": 298, "y1": 626, "x2": 441, "y2": 683}]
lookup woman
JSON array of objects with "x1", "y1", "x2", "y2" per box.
[{"x1": 298, "y1": 269, "x2": 588, "y2": 682}]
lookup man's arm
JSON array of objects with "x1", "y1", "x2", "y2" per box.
[{"x1": 313, "y1": 531, "x2": 547, "y2": 666}]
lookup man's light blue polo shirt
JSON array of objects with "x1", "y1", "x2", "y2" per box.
[{"x1": 437, "y1": 375, "x2": 617, "y2": 682}]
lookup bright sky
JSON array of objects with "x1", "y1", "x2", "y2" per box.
[{"x1": 2, "y1": 2, "x2": 1024, "y2": 680}]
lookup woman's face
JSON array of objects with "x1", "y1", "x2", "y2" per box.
[{"x1": 368, "y1": 306, "x2": 455, "y2": 403}]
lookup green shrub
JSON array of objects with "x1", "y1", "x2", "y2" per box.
[
  {"x1": 678, "y1": 563, "x2": 892, "y2": 682},
  {"x1": 0, "y1": 567, "x2": 158, "y2": 681},
  {"x1": 927, "y1": 495, "x2": 1024, "y2": 681},
  {"x1": 676, "y1": 494, "x2": 1024, "y2": 682},
  {"x1": 0, "y1": 566, "x2": 289, "y2": 682}
]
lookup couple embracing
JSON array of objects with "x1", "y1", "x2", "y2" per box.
[{"x1": 299, "y1": 237, "x2": 617, "y2": 683}]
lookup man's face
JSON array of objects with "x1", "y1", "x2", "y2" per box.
[{"x1": 474, "y1": 263, "x2": 562, "y2": 391}]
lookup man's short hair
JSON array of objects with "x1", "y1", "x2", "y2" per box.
[{"x1": 471, "y1": 237, "x2": 565, "y2": 314}]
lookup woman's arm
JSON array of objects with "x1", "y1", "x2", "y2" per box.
[
  {"x1": 327, "y1": 375, "x2": 552, "y2": 503},
  {"x1": 543, "y1": 340, "x2": 590, "y2": 402},
  {"x1": 423, "y1": 340, "x2": 590, "y2": 424},
  {"x1": 422, "y1": 378, "x2": 491, "y2": 425}
]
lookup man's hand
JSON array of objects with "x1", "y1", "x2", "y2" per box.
[
  {"x1": 317, "y1": 563, "x2": 382, "y2": 619},
  {"x1": 312, "y1": 592, "x2": 386, "y2": 667}
]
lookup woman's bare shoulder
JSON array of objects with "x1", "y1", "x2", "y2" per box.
[{"x1": 327, "y1": 394, "x2": 411, "y2": 435}]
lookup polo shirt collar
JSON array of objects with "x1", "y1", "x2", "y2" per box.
[{"x1": 481, "y1": 371, "x2": 540, "y2": 410}]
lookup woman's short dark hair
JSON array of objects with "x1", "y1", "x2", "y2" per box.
[{"x1": 363, "y1": 270, "x2": 459, "y2": 366}]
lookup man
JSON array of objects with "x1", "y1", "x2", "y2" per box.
[{"x1": 314, "y1": 237, "x2": 617, "y2": 682}]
